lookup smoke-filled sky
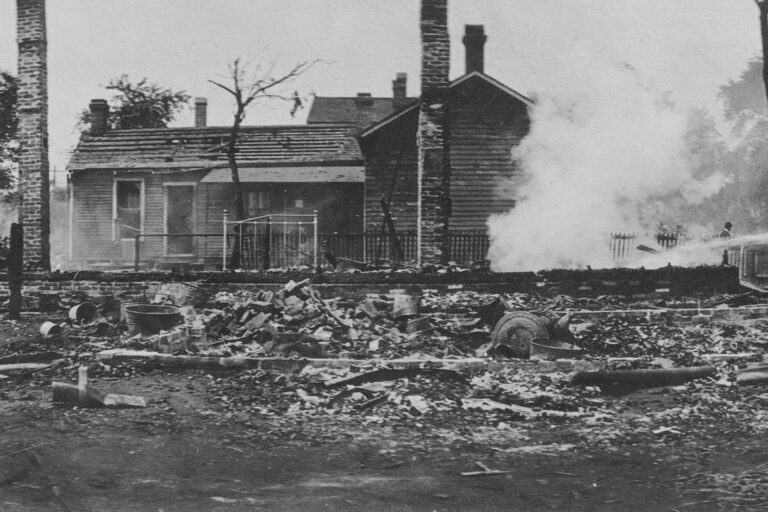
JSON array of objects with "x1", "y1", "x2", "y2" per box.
[{"x1": 0, "y1": 0, "x2": 761, "y2": 179}]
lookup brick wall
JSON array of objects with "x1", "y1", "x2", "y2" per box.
[
  {"x1": 0, "y1": 267, "x2": 742, "y2": 312},
  {"x1": 418, "y1": 0, "x2": 451, "y2": 266},
  {"x1": 16, "y1": 0, "x2": 50, "y2": 270}
]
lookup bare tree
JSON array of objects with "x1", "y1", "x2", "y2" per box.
[
  {"x1": 209, "y1": 58, "x2": 316, "y2": 222},
  {"x1": 756, "y1": 0, "x2": 768, "y2": 104}
]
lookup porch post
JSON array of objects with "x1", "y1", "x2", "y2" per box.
[
  {"x1": 263, "y1": 216, "x2": 271, "y2": 270},
  {"x1": 222, "y1": 209, "x2": 228, "y2": 271},
  {"x1": 313, "y1": 210, "x2": 318, "y2": 271}
]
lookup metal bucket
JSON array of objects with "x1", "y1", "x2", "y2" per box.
[
  {"x1": 124, "y1": 304, "x2": 182, "y2": 335},
  {"x1": 39, "y1": 321, "x2": 62, "y2": 339},
  {"x1": 69, "y1": 302, "x2": 98, "y2": 323},
  {"x1": 392, "y1": 293, "x2": 420, "y2": 319}
]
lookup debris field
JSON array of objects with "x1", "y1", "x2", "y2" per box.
[{"x1": 4, "y1": 279, "x2": 768, "y2": 508}]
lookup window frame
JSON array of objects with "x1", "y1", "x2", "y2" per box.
[{"x1": 112, "y1": 178, "x2": 145, "y2": 242}]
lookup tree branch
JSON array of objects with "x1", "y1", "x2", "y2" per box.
[{"x1": 208, "y1": 79, "x2": 236, "y2": 97}]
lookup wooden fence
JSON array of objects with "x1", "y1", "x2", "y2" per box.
[
  {"x1": 609, "y1": 232, "x2": 729, "y2": 262},
  {"x1": 134, "y1": 230, "x2": 730, "y2": 270}
]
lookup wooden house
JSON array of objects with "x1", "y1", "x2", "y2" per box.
[
  {"x1": 66, "y1": 120, "x2": 365, "y2": 268},
  {"x1": 66, "y1": 24, "x2": 532, "y2": 268}
]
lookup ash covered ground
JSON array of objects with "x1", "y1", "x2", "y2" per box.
[{"x1": 3, "y1": 281, "x2": 768, "y2": 511}]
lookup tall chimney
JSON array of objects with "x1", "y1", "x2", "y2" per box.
[
  {"x1": 417, "y1": 0, "x2": 451, "y2": 266},
  {"x1": 194, "y1": 97, "x2": 207, "y2": 128},
  {"x1": 89, "y1": 99, "x2": 109, "y2": 136},
  {"x1": 392, "y1": 72, "x2": 407, "y2": 109},
  {"x1": 463, "y1": 25, "x2": 487, "y2": 74},
  {"x1": 16, "y1": 0, "x2": 50, "y2": 270}
]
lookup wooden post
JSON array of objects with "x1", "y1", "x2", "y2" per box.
[
  {"x1": 263, "y1": 216, "x2": 271, "y2": 270},
  {"x1": 8, "y1": 223, "x2": 23, "y2": 320},
  {"x1": 313, "y1": 210, "x2": 318, "y2": 271},
  {"x1": 134, "y1": 234, "x2": 140, "y2": 271},
  {"x1": 222, "y1": 209, "x2": 228, "y2": 271}
]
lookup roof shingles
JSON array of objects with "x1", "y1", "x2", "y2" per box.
[{"x1": 68, "y1": 124, "x2": 362, "y2": 170}]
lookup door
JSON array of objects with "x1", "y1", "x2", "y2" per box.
[{"x1": 165, "y1": 184, "x2": 195, "y2": 255}]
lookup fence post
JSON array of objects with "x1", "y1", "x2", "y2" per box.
[
  {"x1": 313, "y1": 210, "x2": 318, "y2": 271},
  {"x1": 263, "y1": 216, "x2": 271, "y2": 270},
  {"x1": 134, "y1": 234, "x2": 140, "y2": 271},
  {"x1": 222, "y1": 209, "x2": 228, "y2": 271},
  {"x1": 8, "y1": 223, "x2": 22, "y2": 321}
]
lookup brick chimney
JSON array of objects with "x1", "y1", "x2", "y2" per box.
[
  {"x1": 463, "y1": 25, "x2": 486, "y2": 74},
  {"x1": 392, "y1": 72, "x2": 407, "y2": 109},
  {"x1": 16, "y1": 0, "x2": 50, "y2": 269},
  {"x1": 89, "y1": 99, "x2": 109, "y2": 136},
  {"x1": 194, "y1": 97, "x2": 207, "y2": 128},
  {"x1": 417, "y1": 0, "x2": 451, "y2": 266},
  {"x1": 354, "y1": 92, "x2": 375, "y2": 129}
]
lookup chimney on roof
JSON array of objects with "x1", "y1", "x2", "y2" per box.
[
  {"x1": 354, "y1": 92, "x2": 374, "y2": 108},
  {"x1": 463, "y1": 25, "x2": 487, "y2": 74},
  {"x1": 89, "y1": 99, "x2": 109, "y2": 136},
  {"x1": 392, "y1": 73, "x2": 407, "y2": 109},
  {"x1": 194, "y1": 97, "x2": 207, "y2": 128}
]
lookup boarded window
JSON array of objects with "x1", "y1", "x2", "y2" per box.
[{"x1": 116, "y1": 181, "x2": 142, "y2": 238}]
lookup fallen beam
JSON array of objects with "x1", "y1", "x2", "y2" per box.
[
  {"x1": 570, "y1": 366, "x2": 715, "y2": 391},
  {"x1": 52, "y1": 381, "x2": 146, "y2": 408},
  {"x1": 701, "y1": 353, "x2": 762, "y2": 363},
  {"x1": 96, "y1": 349, "x2": 545, "y2": 373},
  {"x1": 0, "y1": 363, "x2": 51, "y2": 373},
  {"x1": 736, "y1": 364, "x2": 768, "y2": 385},
  {"x1": 324, "y1": 367, "x2": 465, "y2": 388}
]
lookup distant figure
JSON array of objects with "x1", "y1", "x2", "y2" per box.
[{"x1": 721, "y1": 222, "x2": 733, "y2": 238}]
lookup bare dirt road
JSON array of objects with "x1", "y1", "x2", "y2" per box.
[{"x1": 2, "y1": 368, "x2": 767, "y2": 512}]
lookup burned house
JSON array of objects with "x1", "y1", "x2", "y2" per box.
[
  {"x1": 66, "y1": 111, "x2": 365, "y2": 267},
  {"x1": 360, "y1": 26, "x2": 532, "y2": 234},
  {"x1": 66, "y1": 22, "x2": 531, "y2": 268}
]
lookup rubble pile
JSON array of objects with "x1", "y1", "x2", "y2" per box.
[
  {"x1": 195, "y1": 281, "x2": 507, "y2": 359},
  {"x1": 6, "y1": 279, "x2": 768, "y2": 448},
  {"x1": 573, "y1": 318, "x2": 768, "y2": 366},
  {"x1": 204, "y1": 364, "x2": 607, "y2": 435}
]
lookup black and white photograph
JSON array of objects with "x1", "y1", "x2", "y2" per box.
[{"x1": 3, "y1": 1, "x2": 768, "y2": 510}]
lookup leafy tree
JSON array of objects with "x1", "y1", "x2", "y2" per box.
[
  {"x1": 677, "y1": 57, "x2": 768, "y2": 232},
  {"x1": 79, "y1": 75, "x2": 190, "y2": 131},
  {"x1": 0, "y1": 71, "x2": 18, "y2": 191},
  {"x1": 720, "y1": 58, "x2": 766, "y2": 125}
]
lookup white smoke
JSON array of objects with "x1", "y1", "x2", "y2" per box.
[{"x1": 487, "y1": 55, "x2": 729, "y2": 271}]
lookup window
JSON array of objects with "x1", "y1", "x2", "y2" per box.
[
  {"x1": 114, "y1": 180, "x2": 143, "y2": 239},
  {"x1": 246, "y1": 190, "x2": 271, "y2": 217}
]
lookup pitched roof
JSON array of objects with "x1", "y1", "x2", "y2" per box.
[
  {"x1": 307, "y1": 96, "x2": 415, "y2": 124},
  {"x1": 359, "y1": 71, "x2": 533, "y2": 139},
  {"x1": 67, "y1": 124, "x2": 362, "y2": 171}
]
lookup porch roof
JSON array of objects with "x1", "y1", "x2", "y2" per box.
[{"x1": 200, "y1": 165, "x2": 365, "y2": 183}]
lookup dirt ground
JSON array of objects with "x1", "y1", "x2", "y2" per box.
[
  {"x1": 4, "y1": 290, "x2": 768, "y2": 511},
  {"x1": 4, "y1": 369, "x2": 766, "y2": 512}
]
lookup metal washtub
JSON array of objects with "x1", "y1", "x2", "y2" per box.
[{"x1": 124, "y1": 304, "x2": 182, "y2": 335}]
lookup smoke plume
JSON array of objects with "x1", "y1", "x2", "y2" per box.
[{"x1": 487, "y1": 56, "x2": 729, "y2": 271}]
